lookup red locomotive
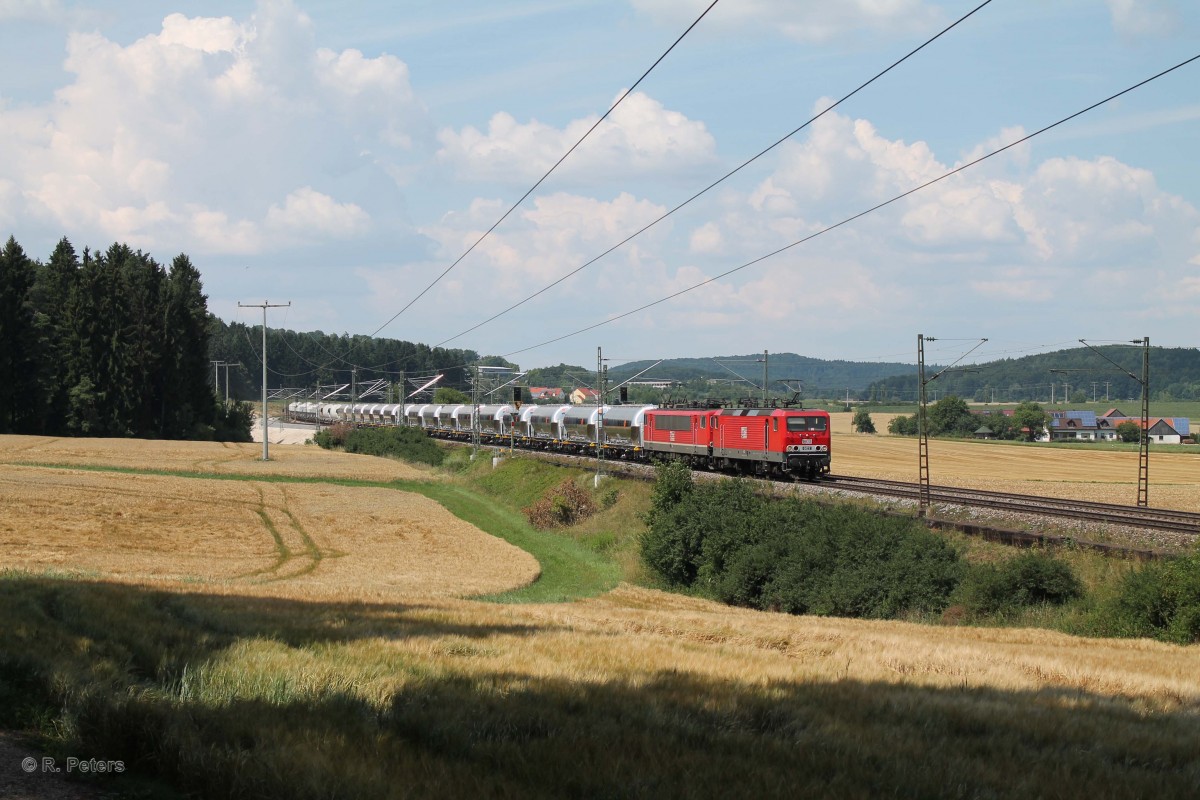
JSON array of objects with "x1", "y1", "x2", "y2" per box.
[{"x1": 644, "y1": 407, "x2": 830, "y2": 480}]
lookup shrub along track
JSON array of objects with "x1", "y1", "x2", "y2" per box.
[{"x1": 467, "y1": 445, "x2": 1193, "y2": 556}]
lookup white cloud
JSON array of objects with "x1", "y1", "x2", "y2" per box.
[
  {"x1": 419, "y1": 191, "x2": 670, "y2": 292},
  {"x1": 0, "y1": 0, "x2": 423, "y2": 253},
  {"x1": 0, "y1": 0, "x2": 94, "y2": 26},
  {"x1": 265, "y1": 187, "x2": 370, "y2": 237},
  {"x1": 630, "y1": 0, "x2": 941, "y2": 43},
  {"x1": 672, "y1": 106, "x2": 1200, "y2": 345},
  {"x1": 689, "y1": 221, "x2": 722, "y2": 254},
  {"x1": 435, "y1": 91, "x2": 716, "y2": 185},
  {"x1": 1107, "y1": 0, "x2": 1183, "y2": 39}
]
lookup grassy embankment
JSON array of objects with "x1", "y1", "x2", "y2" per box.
[{"x1": 1, "y1": 437, "x2": 1198, "y2": 798}]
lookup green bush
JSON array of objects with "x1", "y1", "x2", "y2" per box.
[
  {"x1": 314, "y1": 425, "x2": 444, "y2": 466},
  {"x1": 955, "y1": 551, "x2": 1082, "y2": 616},
  {"x1": 1094, "y1": 550, "x2": 1200, "y2": 644},
  {"x1": 639, "y1": 463, "x2": 964, "y2": 619}
]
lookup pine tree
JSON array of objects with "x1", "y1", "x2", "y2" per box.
[
  {"x1": 32, "y1": 238, "x2": 80, "y2": 434},
  {"x1": 117, "y1": 248, "x2": 167, "y2": 436},
  {"x1": 163, "y1": 254, "x2": 215, "y2": 438},
  {"x1": 0, "y1": 237, "x2": 42, "y2": 432}
]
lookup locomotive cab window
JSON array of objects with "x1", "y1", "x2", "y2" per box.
[
  {"x1": 786, "y1": 416, "x2": 828, "y2": 432},
  {"x1": 773, "y1": 418, "x2": 778, "y2": 432},
  {"x1": 700, "y1": 417, "x2": 706, "y2": 429}
]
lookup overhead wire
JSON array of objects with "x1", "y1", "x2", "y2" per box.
[
  {"x1": 432, "y1": 0, "x2": 998, "y2": 349},
  {"x1": 243, "y1": 0, "x2": 722, "y2": 380},
  {"x1": 491, "y1": 53, "x2": 1200, "y2": 361},
  {"x1": 365, "y1": 0, "x2": 722, "y2": 341}
]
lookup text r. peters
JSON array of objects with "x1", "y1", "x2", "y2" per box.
[{"x1": 35, "y1": 757, "x2": 125, "y2": 774}]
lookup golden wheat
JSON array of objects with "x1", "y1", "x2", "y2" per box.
[
  {"x1": 827, "y1": 413, "x2": 1200, "y2": 509},
  {"x1": 0, "y1": 463, "x2": 538, "y2": 600},
  {"x1": 0, "y1": 435, "x2": 433, "y2": 482}
]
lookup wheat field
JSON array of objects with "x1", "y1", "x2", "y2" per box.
[
  {"x1": 1, "y1": 433, "x2": 1194, "y2": 692},
  {"x1": 1, "y1": 433, "x2": 1197, "y2": 797},
  {"x1": 827, "y1": 412, "x2": 1200, "y2": 509},
  {"x1": 0, "y1": 462, "x2": 538, "y2": 601}
]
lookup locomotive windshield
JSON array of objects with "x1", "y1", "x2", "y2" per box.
[{"x1": 786, "y1": 416, "x2": 827, "y2": 432}]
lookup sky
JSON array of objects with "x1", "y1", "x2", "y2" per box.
[{"x1": 1, "y1": 0, "x2": 1198, "y2": 374}]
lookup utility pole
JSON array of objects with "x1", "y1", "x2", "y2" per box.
[
  {"x1": 471, "y1": 366, "x2": 481, "y2": 461},
  {"x1": 917, "y1": 335, "x2": 931, "y2": 516},
  {"x1": 398, "y1": 370, "x2": 406, "y2": 425},
  {"x1": 596, "y1": 346, "x2": 605, "y2": 487},
  {"x1": 1139, "y1": 337, "x2": 1150, "y2": 508},
  {"x1": 238, "y1": 300, "x2": 290, "y2": 461},
  {"x1": 211, "y1": 361, "x2": 222, "y2": 400},
  {"x1": 222, "y1": 362, "x2": 242, "y2": 408},
  {"x1": 917, "y1": 334, "x2": 987, "y2": 517},
  {"x1": 1079, "y1": 337, "x2": 1150, "y2": 507},
  {"x1": 762, "y1": 350, "x2": 768, "y2": 407}
]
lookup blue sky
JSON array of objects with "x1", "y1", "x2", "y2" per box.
[{"x1": 1, "y1": 0, "x2": 1198, "y2": 372}]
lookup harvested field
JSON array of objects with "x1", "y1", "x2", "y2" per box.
[
  {"x1": 826, "y1": 413, "x2": 1200, "y2": 510},
  {"x1": 0, "y1": 435, "x2": 430, "y2": 482},
  {"x1": 0, "y1": 463, "x2": 538, "y2": 601},
  {"x1": 1, "y1": 435, "x2": 1198, "y2": 798}
]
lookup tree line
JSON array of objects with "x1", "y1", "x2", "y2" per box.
[
  {"x1": 207, "y1": 318, "x2": 489, "y2": 402},
  {"x1": 0, "y1": 235, "x2": 247, "y2": 440},
  {"x1": 887, "y1": 396, "x2": 1049, "y2": 440},
  {"x1": 865, "y1": 345, "x2": 1196, "y2": 404}
]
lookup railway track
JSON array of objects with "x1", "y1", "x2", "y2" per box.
[
  {"x1": 496, "y1": 447, "x2": 1199, "y2": 539},
  {"x1": 824, "y1": 475, "x2": 1200, "y2": 536}
]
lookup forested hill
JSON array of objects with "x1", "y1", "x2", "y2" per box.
[
  {"x1": 208, "y1": 318, "x2": 494, "y2": 398},
  {"x1": 610, "y1": 353, "x2": 916, "y2": 395},
  {"x1": 865, "y1": 345, "x2": 1198, "y2": 404}
]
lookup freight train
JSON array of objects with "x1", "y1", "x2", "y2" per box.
[{"x1": 287, "y1": 401, "x2": 831, "y2": 479}]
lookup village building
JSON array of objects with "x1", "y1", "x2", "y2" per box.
[{"x1": 570, "y1": 387, "x2": 599, "y2": 405}]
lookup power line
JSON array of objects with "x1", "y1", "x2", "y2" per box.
[
  {"x1": 432, "y1": 0, "x2": 997, "y2": 349},
  {"x1": 493, "y1": 53, "x2": 1200, "y2": 360},
  {"x1": 365, "y1": 0, "x2": 722, "y2": 341},
  {"x1": 238, "y1": 1, "x2": 721, "y2": 381}
]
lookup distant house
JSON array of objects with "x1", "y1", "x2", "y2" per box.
[
  {"x1": 529, "y1": 387, "x2": 564, "y2": 402},
  {"x1": 1046, "y1": 410, "x2": 1100, "y2": 442},
  {"x1": 973, "y1": 426, "x2": 994, "y2": 440},
  {"x1": 1095, "y1": 416, "x2": 1122, "y2": 441},
  {"x1": 1147, "y1": 418, "x2": 1188, "y2": 444},
  {"x1": 1051, "y1": 410, "x2": 1190, "y2": 444},
  {"x1": 570, "y1": 387, "x2": 599, "y2": 405}
]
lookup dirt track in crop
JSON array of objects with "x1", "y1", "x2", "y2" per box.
[
  {"x1": 1, "y1": 433, "x2": 1197, "y2": 755},
  {"x1": 0, "y1": 447, "x2": 538, "y2": 601}
]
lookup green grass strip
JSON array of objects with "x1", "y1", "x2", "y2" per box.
[
  {"x1": 393, "y1": 480, "x2": 620, "y2": 603},
  {"x1": 8, "y1": 461, "x2": 620, "y2": 603}
]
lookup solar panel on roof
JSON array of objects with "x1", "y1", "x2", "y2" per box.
[{"x1": 1064, "y1": 411, "x2": 1097, "y2": 426}]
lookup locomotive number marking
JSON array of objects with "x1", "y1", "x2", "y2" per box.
[
  {"x1": 669, "y1": 431, "x2": 675, "y2": 442},
  {"x1": 740, "y1": 426, "x2": 748, "y2": 440},
  {"x1": 803, "y1": 438, "x2": 812, "y2": 445}
]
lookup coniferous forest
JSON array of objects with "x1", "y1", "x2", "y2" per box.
[{"x1": 0, "y1": 235, "x2": 249, "y2": 440}]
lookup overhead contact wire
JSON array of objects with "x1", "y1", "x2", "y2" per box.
[
  {"x1": 434, "y1": 0, "x2": 997, "y2": 348},
  {"x1": 366, "y1": 0, "x2": 722, "y2": 341},
  {"x1": 497, "y1": 53, "x2": 1200, "y2": 359}
]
